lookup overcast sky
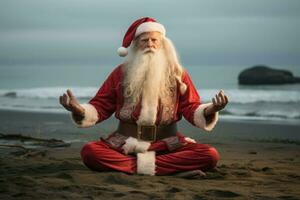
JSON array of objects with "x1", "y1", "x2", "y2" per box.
[{"x1": 0, "y1": 0, "x2": 299, "y2": 66}]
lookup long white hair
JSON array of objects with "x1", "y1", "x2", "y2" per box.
[{"x1": 123, "y1": 36, "x2": 185, "y2": 105}]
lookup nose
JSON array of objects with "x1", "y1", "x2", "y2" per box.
[{"x1": 146, "y1": 39, "x2": 153, "y2": 47}]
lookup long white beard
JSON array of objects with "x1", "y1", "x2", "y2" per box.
[{"x1": 123, "y1": 47, "x2": 172, "y2": 125}]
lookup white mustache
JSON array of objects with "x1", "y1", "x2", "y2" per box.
[{"x1": 143, "y1": 48, "x2": 156, "y2": 54}]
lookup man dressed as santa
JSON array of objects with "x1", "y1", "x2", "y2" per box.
[{"x1": 59, "y1": 17, "x2": 229, "y2": 178}]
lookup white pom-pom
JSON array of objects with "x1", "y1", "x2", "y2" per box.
[
  {"x1": 179, "y1": 83, "x2": 187, "y2": 95},
  {"x1": 117, "y1": 47, "x2": 128, "y2": 57}
]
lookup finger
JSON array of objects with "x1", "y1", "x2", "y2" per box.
[
  {"x1": 215, "y1": 94, "x2": 221, "y2": 105},
  {"x1": 69, "y1": 99, "x2": 78, "y2": 109},
  {"x1": 67, "y1": 89, "x2": 74, "y2": 99},
  {"x1": 224, "y1": 94, "x2": 229, "y2": 104},
  {"x1": 218, "y1": 96, "x2": 224, "y2": 107},
  {"x1": 219, "y1": 92, "x2": 226, "y2": 105},
  {"x1": 218, "y1": 90, "x2": 224, "y2": 97},
  {"x1": 70, "y1": 101, "x2": 84, "y2": 115},
  {"x1": 217, "y1": 90, "x2": 223, "y2": 99},
  {"x1": 217, "y1": 92, "x2": 223, "y2": 103},
  {"x1": 63, "y1": 93, "x2": 69, "y2": 105},
  {"x1": 67, "y1": 89, "x2": 74, "y2": 97},
  {"x1": 58, "y1": 96, "x2": 62, "y2": 104},
  {"x1": 214, "y1": 95, "x2": 218, "y2": 105},
  {"x1": 219, "y1": 89, "x2": 228, "y2": 103},
  {"x1": 60, "y1": 95, "x2": 70, "y2": 111},
  {"x1": 59, "y1": 96, "x2": 63, "y2": 105},
  {"x1": 212, "y1": 97, "x2": 217, "y2": 106}
]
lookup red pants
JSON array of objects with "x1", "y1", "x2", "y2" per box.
[{"x1": 80, "y1": 137, "x2": 219, "y2": 175}]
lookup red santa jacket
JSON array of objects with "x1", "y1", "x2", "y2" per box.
[{"x1": 72, "y1": 64, "x2": 218, "y2": 131}]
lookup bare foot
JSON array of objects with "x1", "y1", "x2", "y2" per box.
[{"x1": 174, "y1": 170, "x2": 206, "y2": 179}]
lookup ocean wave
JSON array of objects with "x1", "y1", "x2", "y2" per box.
[
  {"x1": 0, "y1": 87, "x2": 98, "y2": 99},
  {"x1": 221, "y1": 109, "x2": 300, "y2": 120},
  {"x1": 1, "y1": 87, "x2": 300, "y2": 104},
  {"x1": 200, "y1": 89, "x2": 300, "y2": 104},
  {"x1": 0, "y1": 104, "x2": 299, "y2": 121}
]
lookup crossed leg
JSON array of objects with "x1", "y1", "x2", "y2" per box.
[{"x1": 80, "y1": 140, "x2": 219, "y2": 175}]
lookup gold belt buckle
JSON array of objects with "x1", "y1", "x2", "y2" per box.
[{"x1": 137, "y1": 125, "x2": 157, "y2": 141}]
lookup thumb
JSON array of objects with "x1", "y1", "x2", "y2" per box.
[{"x1": 70, "y1": 101, "x2": 84, "y2": 115}]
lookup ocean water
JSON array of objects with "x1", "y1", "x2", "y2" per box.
[{"x1": 0, "y1": 64, "x2": 300, "y2": 123}]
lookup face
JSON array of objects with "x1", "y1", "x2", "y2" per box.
[{"x1": 135, "y1": 32, "x2": 162, "y2": 53}]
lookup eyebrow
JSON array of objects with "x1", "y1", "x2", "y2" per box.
[{"x1": 140, "y1": 36, "x2": 159, "y2": 41}]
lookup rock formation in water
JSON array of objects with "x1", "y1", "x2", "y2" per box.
[{"x1": 238, "y1": 65, "x2": 300, "y2": 85}]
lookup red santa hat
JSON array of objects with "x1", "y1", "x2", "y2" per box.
[{"x1": 117, "y1": 17, "x2": 166, "y2": 57}]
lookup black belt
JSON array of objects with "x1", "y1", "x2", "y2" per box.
[{"x1": 117, "y1": 121, "x2": 178, "y2": 142}]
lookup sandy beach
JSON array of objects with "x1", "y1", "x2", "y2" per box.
[{"x1": 0, "y1": 110, "x2": 300, "y2": 199}]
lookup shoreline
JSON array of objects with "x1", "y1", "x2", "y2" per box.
[
  {"x1": 0, "y1": 109, "x2": 299, "y2": 142},
  {"x1": 1, "y1": 107, "x2": 299, "y2": 124}
]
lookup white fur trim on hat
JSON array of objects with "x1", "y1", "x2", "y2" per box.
[
  {"x1": 70, "y1": 103, "x2": 98, "y2": 128},
  {"x1": 193, "y1": 103, "x2": 219, "y2": 132},
  {"x1": 137, "y1": 151, "x2": 156, "y2": 176},
  {"x1": 135, "y1": 22, "x2": 166, "y2": 37},
  {"x1": 117, "y1": 46, "x2": 128, "y2": 57}
]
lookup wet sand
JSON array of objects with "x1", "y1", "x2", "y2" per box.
[{"x1": 0, "y1": 110, "x2": 300, "y2": 199}]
